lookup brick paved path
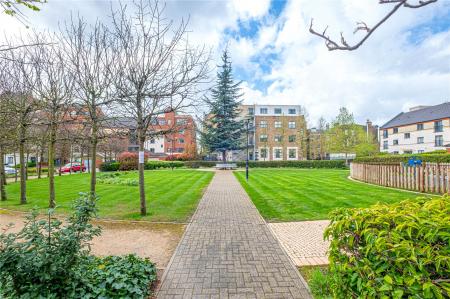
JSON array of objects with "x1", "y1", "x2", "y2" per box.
[
  {"x1": 157, "y1": 171, "x2": 311, "y2": 298},
  {"x1": 269, "y1": 221, "x2": 330, "y2": 266}
]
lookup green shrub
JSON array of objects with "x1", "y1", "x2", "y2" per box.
[
  {"x1": 308, "y1": 269, "x2": 333, "y2": 299},
  {"x1": 100, "y1": 162, "x2": 120, "y2": 172},
  {"x1": 82, "y1": 254, "x2": 156, "y2": 298},
  {"x1": 355, "y1": 153, "x2": 450, "y2": 163},
  {"x1": 237, "y1": 160, "x2": 347, "y2": 169},
  {"x1": 0, "y1": 193, "x2": 157, "y2": 298},
  {"x1": 184, "y1": 160, "x2": 347, "y2": 169},
  {"x1": 14, "y1": 161, "x2": 36, "y2": 168},
  {"x1": 184, "y1": 161, "x2": 217, "y2": 168},
  {"x1": 0, "y1": 193, "x2": 102, "y2": 298},
  {"x1": 145, "y1": 160, "x2": 184, "y2": 170},
  {"x1": 325, "y1": 196, "x2": 450, "y2": 298}
]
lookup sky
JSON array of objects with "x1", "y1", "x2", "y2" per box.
[{"x1": 1, "y1": 0, "x2": 450, "y2": 127}]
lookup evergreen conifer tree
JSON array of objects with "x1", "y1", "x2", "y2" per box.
[{"x1": 202, "y1": 50, "x2": 244, "y2": 162}]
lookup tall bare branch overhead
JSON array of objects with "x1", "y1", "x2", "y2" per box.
[{"x1": 309, "y1": 0, "x2": 438, "y2": 51}]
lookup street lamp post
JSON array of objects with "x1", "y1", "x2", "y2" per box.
[{"x1": 246, "y1": 119, "x2": 249, "y2": 181}]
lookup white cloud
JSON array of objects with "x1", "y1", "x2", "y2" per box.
[{"x1": 0, "y1": 0, "x2": 449, "y2": 128}]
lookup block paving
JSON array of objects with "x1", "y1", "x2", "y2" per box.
[
  {"x1": 157, "y1": 171, "x2": 311, "y2": 298},
  {"x1": 269, "y1": 221, "x2": 330, "y2": 266}
]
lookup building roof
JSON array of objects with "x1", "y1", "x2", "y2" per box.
[{"x1": 381, "y1": 102, "x2": 450, "y2": 129}]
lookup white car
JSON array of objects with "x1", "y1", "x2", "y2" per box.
[{"x1": 4, "y1": 166, "x2": 17, "y2": 175}]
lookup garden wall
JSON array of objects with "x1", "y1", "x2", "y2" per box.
[{"x1": 350, "y1": 162, "x2": 450, "y2": 194}]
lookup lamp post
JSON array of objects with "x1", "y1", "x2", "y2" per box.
[{"x1": 245, "y1": 118, "x2": 249, "y2": 181}]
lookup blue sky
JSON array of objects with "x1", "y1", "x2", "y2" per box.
[{"x1": 1, "y1": 0, "x2": 449, "y2": 126}]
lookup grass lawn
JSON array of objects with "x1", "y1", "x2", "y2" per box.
[
  {"x1": 235, "y1": 169, "x2": 431, "y2": 222},
  {"x1": 0, "y1": 169, "x2": 214, "y2": 222}
]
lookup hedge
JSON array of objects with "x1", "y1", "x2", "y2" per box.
[
  {"x1": 236, "y1": 160, "x2": 347, "y2": 169},
  {"x1": 99, "y1": 162, "x2": 120, "y2": 172},
  {"x1": 99, "y1": 161, "x2": 184, "y2": 172},
  {"x1": 355, "y1": 153, "x2": 450, "y2": 163},
  {"x1": 144, "y1": 161, "x2": 184, "y2": 170},
  {"x1": 184, "y1": 160, "x2": 347, "y2": 169},
  {"x1": 325, "y1": 196, "x2": 450, "y2": 298}
]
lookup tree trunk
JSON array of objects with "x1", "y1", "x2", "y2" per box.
[
  {"x1": 1, "y1": 152, "x2": 6, "y2": 186},
  {"x1": 36, "y1": 147, "x2": 41, "y2": 179},
  {"x1": 90, "y1": 131, "x2": 97, "y2": 194},
  {"x1": 13, "y1": 149, "x2": 17, "y2": 182},
  {"x1": 222, "y1": 150, "x2": 226, "y2": 163},
  {"x1": 0, "y1": 147, "x2": 6, "y2": 201},
  {"x1": 80, "y1": 145, "x2": 84, "y2": 174},
  {"x1": 138, "y1": 128, "x2": 146, "y2": 216},
  {"x1": 19, "y1": 125, "x2": 27, "y2": 204},
  {"x1": 48, "y1": 123, "x2": 57, "y2": 208}
]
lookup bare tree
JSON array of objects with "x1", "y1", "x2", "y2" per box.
[
  {"x1": 309, "y1": 0, "x2": 438, "y2": 51},
  {"x1": 25, "y1": 32, "x2": 74, "y2": 208},
  {"x1": 111, "y1": 0, "x2": 210, "y2": 215},
  {"x1": 2, "y1": 48, "x2": 39, "y2": 204},
  {"x1": 61, "y1": 17, "x2": 118, "y2": 193}
]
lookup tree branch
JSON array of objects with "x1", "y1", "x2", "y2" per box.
[{"x1": 309, "y1": 0, "x2": 438, "y2": 51}]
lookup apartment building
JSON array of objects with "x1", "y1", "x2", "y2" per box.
[
  {"x1": 145, "y1": 110, "x2": 196, "y2": 159},
  {"x1": 119, "y1": 110, "x2": 196, "y2": 160},
  {"x1": 380, "y1": 102, "x2": 450, "y2": 154},
  {"x1": 239, "y1": 105, "x2": 307, "y2": 161}
]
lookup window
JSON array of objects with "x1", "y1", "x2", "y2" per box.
[
  {"x1": 274, "y1": 148, "x2": 282, "y2": 159},
  {"x1": 288, "y1": 121, "x2": 296, "y2": 129},
  {"x1": 404, "y1": 133, "x2": 410, "y2": 139},
  {"x1": 260, "y1": 120, "x2": 268, "y2": 128},
  {"x1": 418, "y1": 150, "x2": 424, "y2": 153},
  {"x1": 404, "y1": 150, "x2": 413, "y2": 154},
  {"x1": 158, "y1": 119, "x2": 167, "y2": 125},
  {"x1": 259, "y1": 134, "x2": 268, "y2": 142},
  {"x1": 179, "y1": 129, "x2": 185, "y2": 134},
  {"x1": 7, "y1": 157, "x2": 13, "y2": 164},
  {"x1": 150, "y1": 138, "x2": 155, "y2": 144},
  {"x1": 288, "y1": 108, "x2": 296, "y2": 115},
  {"x1": 288, "y1": 148, "x2": 296, "y2": 159},
  {"x1": 260, "y1": 148, "x2": 268, "y2": 158},
  {"x1": 393, "y1": 128, "x2": 398, "y2": 134},
  {"x1": 274, "y1": 108, "x2": 282, "y2": 114},
  {"x1": 260, "y1": 108, "x2": 268, "y2": 114},
  {"x1": 383, "y1": 141, "x2": 388, "y2": 150},
  {"x1": 150, "y1": 148, "x2": 155, "y2": 153},
  {"x1": 434, "y1": 120, "x2": 443, "y2": 132},
  {"x1": 274, "y1": 121, "x2": 282, "y2": 128},
  {"x1": 178, "y1": 138, "x2": 184, "y2": 144},
  {"x1": 288, "y1": 135, "x2": 296, "y2": 142},
  {"x1": 248, "y1": 107, "x2": 254, "y2": 115},
  {"x1": 393, "y1": 151, "x2": 399, "y2": 154},
  {"x1": 417, "y1": 137, "x2": 424, "y2": 144},
  {"x1": 176, "y1": 148, "x2": 184, "y2": 153},
  {"x1": 383, "y1": 130, "x2": 388, "y2": 138},
  {"x1": 417, "y1": 123, "x2": 424, "y2": 130},
  {"x1": 176, "y1": 119, "x2": 187, "y2": 125},
  {"x1": 274, "y1": 135, "x2": 282, "y2": 142},
  {"x1": 435, "y1": 135, "x2": 443, "y2": 147},
  {"x1": 393, "y1": 139, "x2": 399, "y2": 145}
]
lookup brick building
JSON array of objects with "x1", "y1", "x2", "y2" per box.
[
  {"x1": 238, "y1": 105, "x2": 307, "y2": 161},
  {"x1": 144, "y1": 110, "x2": 197, "y2": 159}
]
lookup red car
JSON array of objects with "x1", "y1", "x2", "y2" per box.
[{"x1": 59, "y1": 162, "x2": 86, "y2": 173}]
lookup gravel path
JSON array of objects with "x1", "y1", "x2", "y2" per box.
[{"x1": 0, "y1": 211, "x2": 184, "y2": 269}]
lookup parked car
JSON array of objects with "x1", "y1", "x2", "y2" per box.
[
  {"x1": 4, "y1": 166, "x2": 17, "y2": 175},
  {"x1": 59, "y1": 162, "x2": 86, "y2": 174}
]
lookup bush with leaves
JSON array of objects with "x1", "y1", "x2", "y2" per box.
[
  {"x1": 0, "y1": 193, "x2": 101, "y2": 297},
  {"x1": 0, "y1": 193, "x2": 157, "y2": 298},
  {"x1": 325, "y1": 196, "x2": 450, "y2": 298},
  {"x1": 100, "y1": 162, "x2": 120, "y2": 172},
  {"x1": 354, "y1": 152, "x2": 450, "y2": 163}
]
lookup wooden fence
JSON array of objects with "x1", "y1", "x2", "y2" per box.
[{"x1": 350, "y1": 162, "x2": 450, "y2": 194}]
